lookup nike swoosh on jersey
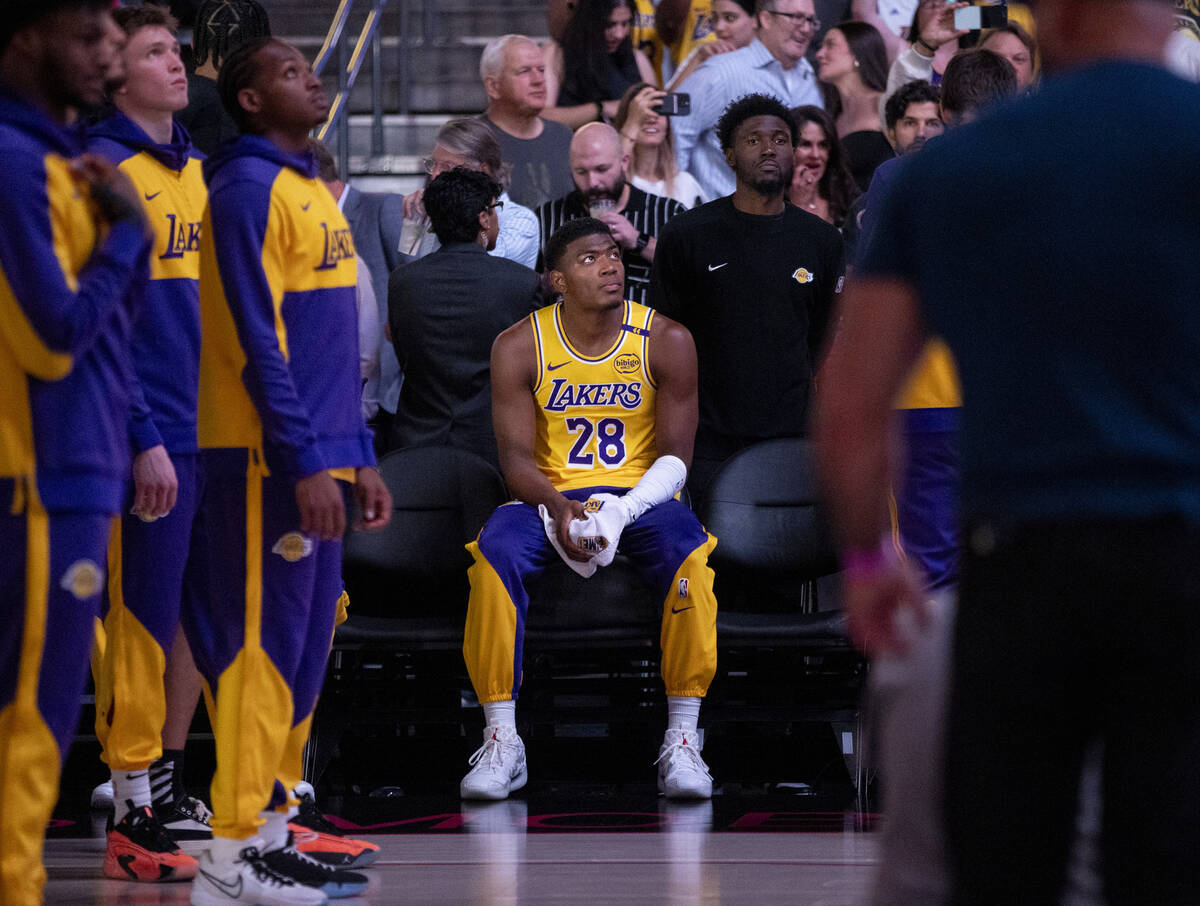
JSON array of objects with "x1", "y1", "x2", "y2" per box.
[
  {"x1": 671, "y1": 605, "x2": 695, "y2": 614},
  {"x1": 198, "y1": 867, "x2": 243, "y2": 898},
  {"x1": 707, "y1": 262, "x2": 728, "y2": 272},
  {"x1": 144, "y1": 191, "x2": 162, "y2": 201},
  {"x1": 301, "y1": 201, "x2": 312, "y2": 211},
  {"x1": 546, "y1": 361, "x2": 570, "y2": 371}
]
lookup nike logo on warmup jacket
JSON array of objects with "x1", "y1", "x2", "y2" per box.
[{"x1": 707, "y1": 262, "x2": 728, "y2": 272}]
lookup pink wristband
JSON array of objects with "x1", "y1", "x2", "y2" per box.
[{"x1": 842, "y1": 538, "x2": 898, "y2": 582}]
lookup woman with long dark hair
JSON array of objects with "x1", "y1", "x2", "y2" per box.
[
  {"x1": 788, "y1": 105, "x2": 859, "y2": 231},
  {"x1": 816, "y1": 20, "x2": 894, "y2": 192},
  {"x1": 543, "y1": 0, "x2": 657, "y2": 129},
  {"x1": 613, "y1": 81, "x2": 707, "y2": 208}
]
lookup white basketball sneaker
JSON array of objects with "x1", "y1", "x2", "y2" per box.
[
  {"x1": 460, "y1": 726, "x2": 528, "y2": 800},
  {"x1": 91, "y1": 779, "x2": 114, "y2": 810},
  {"x1": 190, "y1": 840, "x2": 328, "y2": 905},
  {"x1": 656, "y1": 729, "x2": 713, "y2": 799}
]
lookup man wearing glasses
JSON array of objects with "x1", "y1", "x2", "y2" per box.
[
  {"x1": 671, "y1": 0, "x2": 825, "y2": 199},
  {"x1": 387, "y1": 168, "x2": 542, "y2": 465}
]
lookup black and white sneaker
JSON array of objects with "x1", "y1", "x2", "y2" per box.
[
  {"x1": 260, "y1": 833, "x2": 368, "y2": 899},
  {"x1": 157, "y1": 794, "x2": 214, "y2": 841},
  {"x1": 190, "y1": 843, "x2": 327, "y2": 905}
]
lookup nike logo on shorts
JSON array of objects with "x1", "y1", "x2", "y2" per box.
[
  {"x1": 671, "y1": 605, "x2": 694, "y2": 614},
  {"x1": 707, "y1": 262, "x2": 728, "y2": 272},
  {"x1": 144, "y1": 191, "x2": 162, "y2": 201}
]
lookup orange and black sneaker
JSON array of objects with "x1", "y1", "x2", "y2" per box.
[
  {"x1": 104, "y1": 805, "x2": 198, "y2": 882},
  {"x1": 289, "y1": 795, "x2": 379, "y2": 869}
]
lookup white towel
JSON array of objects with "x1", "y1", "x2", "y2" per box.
[{"x1": 538, "y1": 494, "x2": 629, "y2": 578}]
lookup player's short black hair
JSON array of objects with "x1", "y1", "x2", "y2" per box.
[
  {"x1": 193, "y1": 0, "x2": 270, "y2": 69},
  {"x1": 716, "y1": 93, "x2": 798, "y2": 151},
  {"x1": 884, "y1": 80, "x2": 941, "y2": 131},
  {"x1": 424, "y1": 168, "x2": 502, "y2": 245},
  {"x1": 941, "y1": 48, "x2": 1017, "y2": 119},
  {"x1": 216, "y1": 34, "x2": 276, "y2": 132},
  {"x1": 544, "y1": 218, "x2": 615, "y2": 272},
  {"x1": 0, "y1": 0, "x2": 111, "y2": 56}
]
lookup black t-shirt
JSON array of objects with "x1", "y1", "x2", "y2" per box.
[
  {"x1": 649, "y1": 196, "x2": 845, "y2": 452},
  {"x1": 176, "y1": 72, "x2": 238, "y2": 155}
]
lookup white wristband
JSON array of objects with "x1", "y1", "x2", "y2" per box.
[{"x1": 621, "y1": 455, "x2": 687, "y2": 523}]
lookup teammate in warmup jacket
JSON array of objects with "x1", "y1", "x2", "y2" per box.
[
  {"x1": 0, "y1": 2, "x2": 152, "y2": 901},
  {"x1": 189, "y1": 36, "x2": 390, "y2": 906}
]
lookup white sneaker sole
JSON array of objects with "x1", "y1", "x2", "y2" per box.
[
  {"x1": 460, "y1": 766, "x2": 528, "y2": 801},
  {"x1": 190, "y1": 880, "x2": 329, "y2": 905},
  {"x1": 91, "y1": 781, "x2": 114, "y2": 810},
  {"x1": 658, "y1": 776, "x2": 713, "y2": 799}
]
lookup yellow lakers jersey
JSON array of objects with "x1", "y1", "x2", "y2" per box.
[
  {"x1": 897, "y1": 339, "x2": 961, "y2": 410},
  {"x1": 632, "y1": 0, "x2": 715, "y2": 80},
  {"x1": 632, "y1": 0, "x2": 664, "y2": 79},
  {"x1": 531, "y1": 300, "x2": 658, "y2": 491},
  {"x1": 672, "y1": 1, "x2": 715, "y2": 68}
]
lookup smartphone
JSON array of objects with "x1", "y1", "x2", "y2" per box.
[
  {"x1": 654, "y1": 93, "x2": 691, "y2": 116},
  {"x1": 954, "y1": 4, "x2": 1008, "y2": 30}
]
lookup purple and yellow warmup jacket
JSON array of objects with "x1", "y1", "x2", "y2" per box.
[
  {"x1": 0, "y1": 89, "x2": 150, "y2": 515},
  {"x1": 198, "y1": 135, "x2": 374, "y2": 476},
  {"x1": 88, "y1": 112, "x2": 205, "y2": 455}
]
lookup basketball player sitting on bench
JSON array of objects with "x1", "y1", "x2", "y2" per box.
[{"x1": 460, "y1": 217, "x2": 719, "y2": 800}]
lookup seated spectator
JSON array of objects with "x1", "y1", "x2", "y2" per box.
[
  {"x1": 882, "y1": 78, "x2": 942, "y2": 156},
  {"x1": 883, "y1": 0, "x2": 968, "y2": 110},
  {"x1": 537, "y1": 123, "x2": 685, "y2": 304},
  {"x1": 977, "y1": 21, "x2": 1037, "y2": 92},
  {"x1": 664, "y1": 0, "x2": 757, "y2": 90},
  {"x1": 543, "y1": 0, "x2": 659, "y2": 128},
  {"x1": 651, "y1": 93, "x2": 844, "y2": 507},
  {"x1": 480, "y1": 35, "x2": 576, "y2": 210},
  {"x1": 882, "y1": 4, "x2": 1038, "y2": 114},
  {"x1": 387, "y1": 169, "x2": 542, "y2": 466},
  {"x1": 671, "y1": 0, "x2": 825, "y2": 200},
  {"x1": 613, "y1": 82, "x2": 708, "y2": 207},
  {"x1": 176, "y1": 0, "x2": 269, "y2": 153},
  {"x1": 787, "y1": 105, "x2": 858, "y2": 228},
  {"x1": 401, "y1": 118, "x2": 540, "y2": 269},
  {"x1": 816, "y1": 21, "x2": 894, "y2": 191}
]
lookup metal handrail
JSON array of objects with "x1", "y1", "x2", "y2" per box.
[
  {"x1": 312, "y1": 0, "x2": 356, "y2": 77},
  {"x1": 313, "y1": 0, "x2": 391, "y2": 175}
]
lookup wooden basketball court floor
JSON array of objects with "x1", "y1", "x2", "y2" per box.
[{"x1": 42, "y1": 787, "x2": 880, "y2": 904}]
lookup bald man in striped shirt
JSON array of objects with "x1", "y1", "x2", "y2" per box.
[{"x1": 535, "y1": 123, "x2": 684, "y2": 305}]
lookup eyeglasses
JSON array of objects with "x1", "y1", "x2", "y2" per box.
[
  {"x1": 766, "y1": 9, "x2": 821, "y2": 30},
  {"x1": 422, "y1": 157, "x2": 479, "y2": 175}
]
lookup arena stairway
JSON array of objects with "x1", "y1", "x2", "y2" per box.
[{"x1": 266, "y1": 0, "x2": 550, "y2": 191}]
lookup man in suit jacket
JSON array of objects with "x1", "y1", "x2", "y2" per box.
[{"x1": 388, "y1": 169, "x2": 542, "y2": 468}]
